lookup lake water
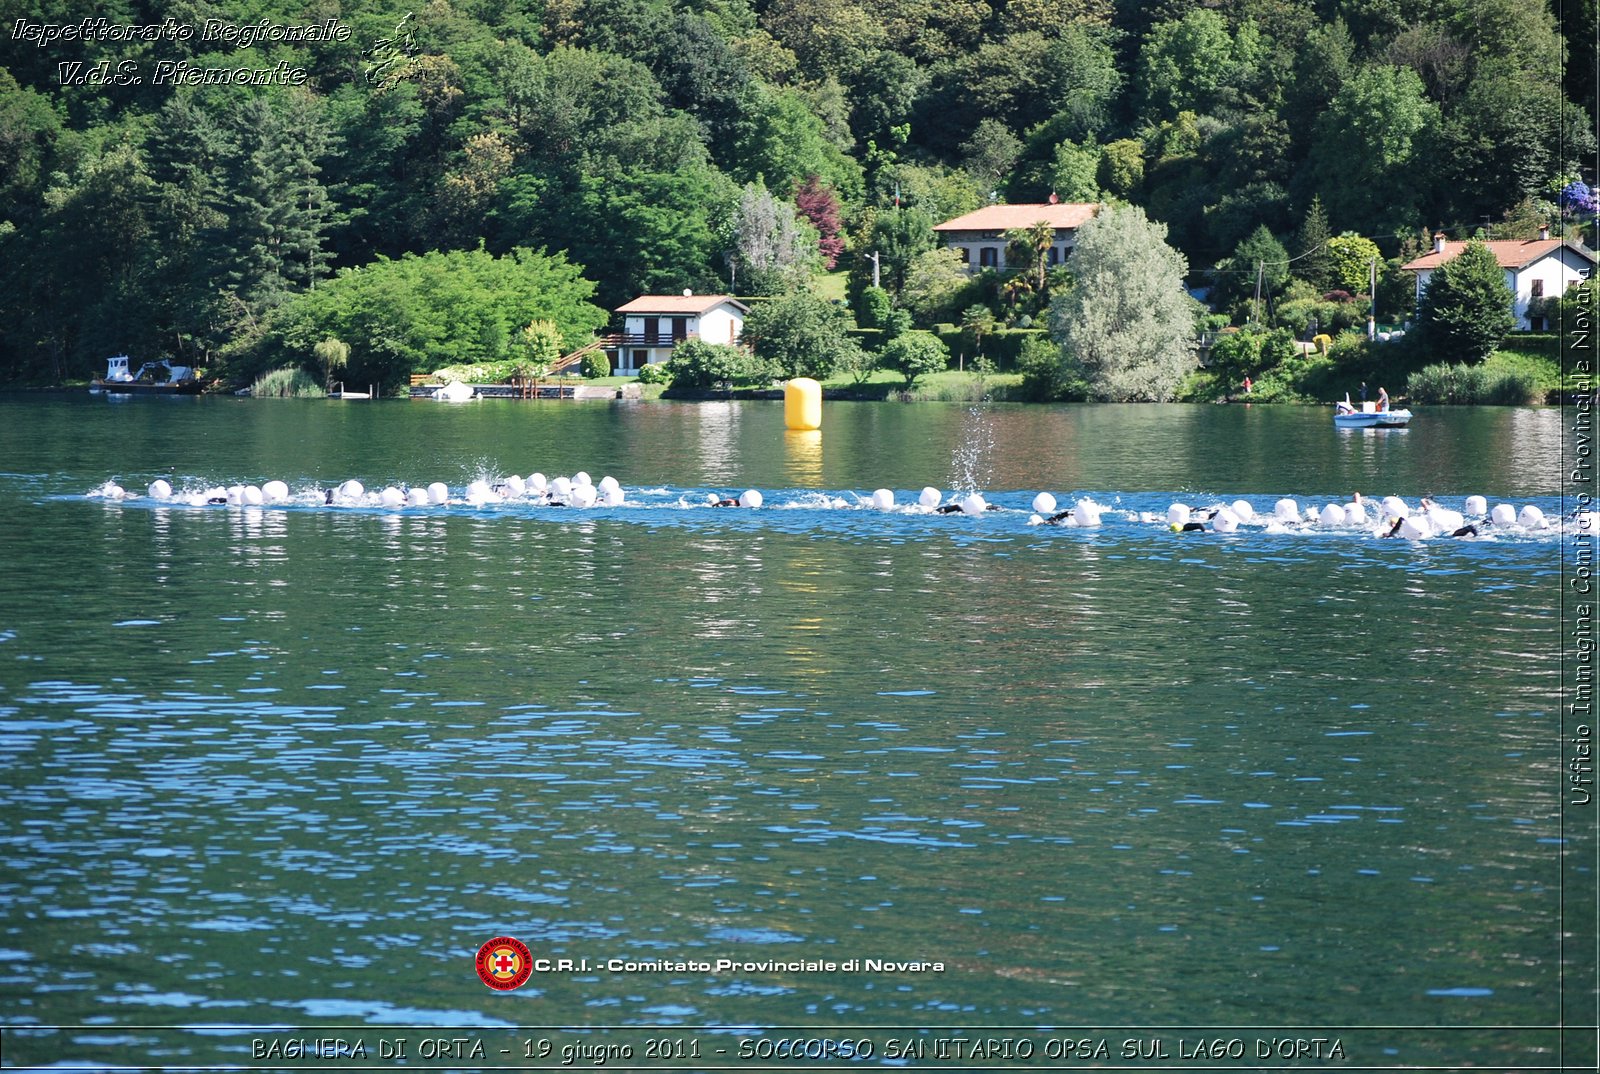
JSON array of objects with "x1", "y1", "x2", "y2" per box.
[{"x1": 0, "y1": 394, "x2": 1593, "y2": 1070}]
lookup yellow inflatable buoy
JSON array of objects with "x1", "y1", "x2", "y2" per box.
[{"x1": 784, "y1": 377, "x2": 821, "y2": 431}]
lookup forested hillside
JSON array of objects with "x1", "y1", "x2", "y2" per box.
[{"x1": 0, "y1": 0, "x2": 1592, "y2": 387}]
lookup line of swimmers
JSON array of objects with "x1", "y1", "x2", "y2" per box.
[{"x1": 90, "y1": 479, "x2": 1590, "y2": 539}]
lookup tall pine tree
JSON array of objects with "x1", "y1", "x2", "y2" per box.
[
  {"x1": 1416, "y1": 240, "x2": 1514, "y2": 362},
  {"x1": 211, "y1": 93, "x2": 335, "y2": 323},
  {"x1": 1294, "y1": 195, "x2": 1334, "y2": 292}
]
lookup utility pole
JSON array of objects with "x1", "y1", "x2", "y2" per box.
[
  {"x1": 869, "y1": 250, "x2": 880, "y2": 290},
  {"x1": 1367, "y1": 257, "x2": 1377, "y2": 340},
  {"x1": 1253, "y1": 261, "x2": 1263, "y2": 326}
]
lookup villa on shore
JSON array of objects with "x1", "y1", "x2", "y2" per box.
[
  {"x1": 933, "y1": 201, "x2": 1099, "y2": 273},
  {"x1": 599, "y1": 293, "x2": 749, "y2": 376},
  {"x1": 1400, "y1": 228, "x2": 1596, "y2": 331}
]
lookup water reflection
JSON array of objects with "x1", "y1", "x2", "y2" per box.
[
  {"x1": 693, "y1": 402, "x2": 742, "y2": 483},
  {"x1": 782, "y1": 429, "x2": 822, "y2": 488},
  {"x1": 0, "y1": 397, "x2": 1571, "y2": 1063}
]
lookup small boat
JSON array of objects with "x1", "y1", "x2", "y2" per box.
[
  {"x1": 431, "y1": 380, "x2": 475, "y2": 401},
  {"x1": 329, "y1": 382, "x2": 374, "y2": 399},
  {"x1": 90, "y1": 355, "x2": 203, "y2": 395},
  {"x1": 1334, "y1": 397, "x2": 1411, "y2": 428}
]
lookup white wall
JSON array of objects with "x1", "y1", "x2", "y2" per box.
[
  {"x1": 1513, "y1": 248, "x2": 1593, "y2": 328},
  {"x1": 1413, "y1": 248, "x2": 1595, "y2": 330}
]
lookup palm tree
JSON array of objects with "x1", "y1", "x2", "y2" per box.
[
  {"x1": 1005, "y1": 222, "x2": 1056, "y2": 292},
  {"x1": 961, "y1": 304, "x2": 997, "y2": 366}
]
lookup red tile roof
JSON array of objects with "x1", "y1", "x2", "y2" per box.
[
  {"x1": 615, "y1": 294, "x2": 748, "y2": 315},
  {"x1": 1400, "y1": 238, "x2": 1593, "y2": 271},
  {"x1": 933, "y1": 202, "x2": 1099, "y2": 233}
]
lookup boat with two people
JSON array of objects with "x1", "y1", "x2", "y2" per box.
[{"x1": 1334, "y1": 389, "x2": 1411, "y2": 428}]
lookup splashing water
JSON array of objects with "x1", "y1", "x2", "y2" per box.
[{"x1": 948, "y1": 406, "x2": 997, "y2": 494}]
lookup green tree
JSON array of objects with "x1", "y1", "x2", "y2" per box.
[
  {"x1": 1432, "y1": 66, "x2": 1582, "y2": 229},
  {"x1": 1005, "y1": 222, "x2": 1057, "y2": 293},
  {"x1": 1097, "y1": 139, "x2": 1145, "y2": 200},
  {"x1": 549, "y1": 163, "x2": 735, "y2": 307},
  {"x1": 960, "y1": 118, "x2": 1022, "y2": 191},
  {"x1": 1048, "y1": 139, "x2": 1101, "y2": 203},
  {"x1": 1306, "y1": 65, "x2": 1436, "y2": 235},
  {"x1": 312, "y1": 338, "x2": 349, "y2": 390},
  {"x1": 960, "y1": 303, "x2": 998, "y2": 361},
  {"x1": 1215, "y1": 225, "x2": 1290, "y2": 321},
  {"x1": 502, "y1": 45, "x2": 700, "y2": 177},
  {"x1": 1284, "y1": 19, "x2": 1354, "y2": 154},
  {"x1": 520, "y1": 320, "x2": 566, "y2": 372},
  {"x1": 255, "y1": 247, "x2": 607, "y2": 391},
  {"x1": 725, "y1": 182, "x2": 819, "y2": 296},
  {"x1": 729, "y1": 83, "x2": 864, "y2": 200},
  {"x1": 1294, "y1": 196, "x2": 1335, "y2": 292},
  {"x1": 1326, "y1": 233, "x2": 1383, "y2": 294},
  {"x1": 1048, "y1": 204, "x2": 1197, "y2": 401},
  {"x1": 900, "y1": 247, "x2": 972, "y2": 325},
  {"x1": 1138, "y1": 10, "x2": 1256, "y2": 121},
  {"x1": 760, "y1": 0, "x2": 885, "y2": 85},
  {"x1": 217, "y1": 93, "x2": 336, "y2": 313},
  {"x1": 663, "y1": 338, "x2": 770, "y2": 390},
  {"x1": 855, "y1": 286, "x2": 894, "y2": 330},
  {"x1": 4, "y1": 142, "x2": 155, "y2": 382},
  {"x1": 1416, "y1": 240, "x2": 1515, "y2": 363},
  {"x1": 740, "y1": 290, "x2": 859, "y2": 379},
  {"x1": 879, "y1": 330, "x2": 949, "y2": 388},
  {"x1": 865, "y1": 208, "x2": 936, "y2": 297}
]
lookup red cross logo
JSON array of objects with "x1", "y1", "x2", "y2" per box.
[{"x1": 475, "y1": 936, "x2": 532, "y2": 991}]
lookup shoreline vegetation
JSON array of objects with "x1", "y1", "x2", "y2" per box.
[
  {"x1": 216, "y1": 339, "x2": 1571, "y2": 407},
  {"x1": 4, "y1": 2, "x2": 1592, "y2": 405}
]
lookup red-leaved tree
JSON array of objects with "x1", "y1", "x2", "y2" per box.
[{"x1": 793, "y1": 175, "x2": 844, "y2": 270}]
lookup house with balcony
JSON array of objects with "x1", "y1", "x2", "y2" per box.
[
  {"x1": 932, "y1": 201, "x2": 1099, "y2": 274},
  {"x1": 1401, "y1": 229, "x2": 1596, "y2": 330},
  {"x1": 605, "y1": 293, "x2": 749, "y2": 375}
]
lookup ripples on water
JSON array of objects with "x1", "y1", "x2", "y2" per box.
[{"x1": 0, "y1": 401, "x2": 1580, "y2": 1067}]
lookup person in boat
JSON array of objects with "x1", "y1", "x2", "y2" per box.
[
  {"x1": 1377, "y1": 386, "x2": 1389, "y2": 412},
  {"x1": 1337, "y1": 395, "x2": 1356, "y2": 415}
]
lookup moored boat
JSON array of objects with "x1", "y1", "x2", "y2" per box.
[{"x1": 90, "y1": 355, "x2": 203, "y2": 395}]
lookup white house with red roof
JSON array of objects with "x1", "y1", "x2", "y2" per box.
[
  {"x1": 607, "y1": 293, "x2": 749, "y2": 374},
  {"x1": 1400, "y1": 230, "x2": 1596, "y2": 331},
  {"x1": 932, "y1": 201, "x2": 1099, "y2": 273}
]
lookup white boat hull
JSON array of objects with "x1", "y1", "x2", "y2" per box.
[{"x1": 1335, "y1": 408, "x2": 1411, "y2": 428}]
